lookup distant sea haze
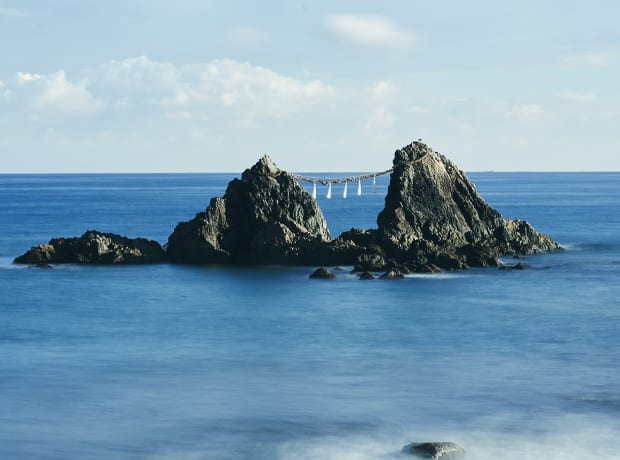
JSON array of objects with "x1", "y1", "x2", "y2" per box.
[{"x1": 1, "y1": 172, "x2": 619, "y2": 459}]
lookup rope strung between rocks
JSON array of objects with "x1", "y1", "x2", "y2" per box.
[
  {"x1": 292, "y1": 150, "x2": 429, "y2": 199},
  {"x1": 292, "y1": 168, "x2": 393, "y2": 186},
  {"x1": 291, "y1": 149, "x2": 430, "y2": 186}
]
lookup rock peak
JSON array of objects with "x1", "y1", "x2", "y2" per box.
[
  {"x1": 393, "y1": 141, "x2": 433, "y2": 168},
  {"x1": 245, "y1": 154, "x2": 281, "y2": 179}
]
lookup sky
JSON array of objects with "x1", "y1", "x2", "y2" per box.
[{"x1": 0, "y1": 0, "x2": 619, "y2": 172}]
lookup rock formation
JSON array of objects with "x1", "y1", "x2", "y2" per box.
[
  {"x1": 166, "y1": 155, "x2": 331, "y2": 264},
  {"x1": 368, "y1": 141, "x2": 561, "y2": 271},
  {"x1": 402, "y1": 441, "x2": 465, "y2": 459},
  {"x1": 14, "y1": 230, "x2": 166, "y2": 265},
  {"x1": 13, "y1": 141, "x2": 562, "y2": 271}
]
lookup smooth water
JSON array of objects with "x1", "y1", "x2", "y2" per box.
[{"x1": 1, "y1": 172, "x2": 619, "y2": 459}]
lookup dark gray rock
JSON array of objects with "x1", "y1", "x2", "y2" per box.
[
  {"x1": 376, "y1": 142, "x2": 562, "y2": 266},
  {"x1": 354, "y1": 252, "x2": 387, "y2": 272},
  {"x1": 358, "y1": 271, "x2": 375, "y2": 280},
  {"x1": 309, "y1": 267, "x2": 336, "y2": 279},
  {"x1": 167, "y1": 155, "x2": 330, "y2": 264},
  {"x1": 14, "y1": 230, "x2": 166, "y2": 264},
  {"x1": 402, "y1": 441, "x2": 465, "y2": 459}
]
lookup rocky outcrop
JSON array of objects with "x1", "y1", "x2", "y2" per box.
[
  {"x1": 166, "y1": 155, "x2": 331, "y2": 264},
  {"x1": 13, "y1": 141, "x2": 562, "y2": 270},
  {"x1": 402, "y1": 442, "x2": 465, "y2": 459},
  {"x1": 166, "y1": 141, "x2": 560, "y2": 269},
  {"x1": 14, "y1": 230, "x2": 166, "y2": 264},
  {"x1": 372, "y1": 142, "x2": 561, "y2": 269}
]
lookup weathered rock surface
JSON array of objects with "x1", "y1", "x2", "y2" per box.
[
  {"x1": 167, "y1": 155, "x2": 331, "y2": 264},
  {"x1": 14, "y1": 230, "x2": 166, "y2": 264},
  {"x1": 374, "y1": 142, "x2": 561, "y2": 269},
  {"x1": 402, "y1": 441, "x2": 465, "y2": 459}
]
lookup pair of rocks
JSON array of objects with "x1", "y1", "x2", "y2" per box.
[
  {"x1": 164, "y1": 142, "x2": 559, "y2": 269},
  {"x1": 14, "y1": 141, "x2": 561, "y2": 268}
]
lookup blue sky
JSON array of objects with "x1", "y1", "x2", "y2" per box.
[{"x1": 1, "y1": 1, "x2": 618, "y2": 172}]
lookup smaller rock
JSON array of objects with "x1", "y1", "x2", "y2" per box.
[
  {"x1": 499, "y1": 262, "x2": 532, "y2": 270},
  {"x1": 309, "y1": 267, "x2": 336, "y2": 279},
  {"x1": 379, "y1": 269, "x2": 404, "y2": 279},
  {"x1": 358, "y1": 271, "x2": 374, "y2": 280},
  {"x1": 14, "y1": 230, "x2": 167, "y2": 265},
  {"x1": 402, "y1": 441, "x2": 465, "y2": 459}
]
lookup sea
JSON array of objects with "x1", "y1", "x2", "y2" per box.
[{"x1": 1, "y1": 171, "x2": 619, "y2": 460}]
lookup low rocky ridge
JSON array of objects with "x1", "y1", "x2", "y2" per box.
[
  {"x1": 14, "y1": 230, "x2": 166, "y2": 264},
  {"x1": 14, "y1": 141, "x2": 561, "y2": 270}
]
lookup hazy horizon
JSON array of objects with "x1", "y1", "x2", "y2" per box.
[{"x1": 1, "y1": 1, "x2": 619, "y2": 173}]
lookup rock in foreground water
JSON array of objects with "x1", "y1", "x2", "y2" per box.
[{"x1": 402, "y1": 441, "x2": 465, "y2": 459}]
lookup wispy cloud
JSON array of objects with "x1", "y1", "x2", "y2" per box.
[
  {"x1": 229, "y1": 26, "x2": 264, "y2": 48},
  {"x1": 0, "y1": 7, "x2": 28, "y2": 18},
  {"x1": 324, "y1": 14, "x2": 415, "y2": 49},
  {"x1": 507, "y1": 103, "x2": 550, "y2": 122},
  {"x1": 559, "y1": 91, "x2": 597, "y2": 103},
  {"x1": 561, "y1": 52, "x2": 616, "y2": 68}
]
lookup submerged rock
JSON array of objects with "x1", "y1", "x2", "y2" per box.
[
  {"x1": 402, "y1": 441, "x2": 465, "y2": 459},
  {"x1": 167, "y1": 155, "x2": 331, "y2": 264},
  {"x1": 358, "y1": 271, "x2": 375, "y2": 280},
  {"x1": 309, "y1": 267, "x2": 336, "y2": 279},
  {"x1": 14, "y1": 230, "x2": 166, "y2": 264},
  {"x1": 499, "y1": 262, "x2": 532, "y2": 270}
]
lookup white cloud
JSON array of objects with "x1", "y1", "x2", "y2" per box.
[
  {"x1": 15, "y1": 70, "x2": 102, "y2": 113},
  {"x1": 97, "y1": 56, "x2": 335, "y2": 117},
  {"x1": 324, "y1": 14, "x2": 415, "y2": 49},
  {"x1": 559, "y1": 91, "x2": 597, "y2": 103},
  {"x1": 17, "y1": 72, "x2": 43, "y2": 83},
  {"x1": 507, "y1": 103, "x2": 550, "y2": 122},
  {"x1": 561, "y1": 52, "x2": 615, "y2": 68}
]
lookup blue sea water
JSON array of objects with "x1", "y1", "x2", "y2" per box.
[{"x1": 1, "y1": 172, "x2": 619, "y2": 460}]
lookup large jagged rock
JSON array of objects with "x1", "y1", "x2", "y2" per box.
[
  {"x1": 374, "y1": 142, "x2": 561, "y2": 269},
  {"x1": 166, "y1": 155, "x2": 331, "y2": 264},
  {"x1": 13, "y1": 230, "x2": 166, "y2": 264}
]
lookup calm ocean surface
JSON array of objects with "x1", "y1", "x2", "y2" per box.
[{"x1": 1, "y1": 172, "x2": 619, "y2": 460}]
